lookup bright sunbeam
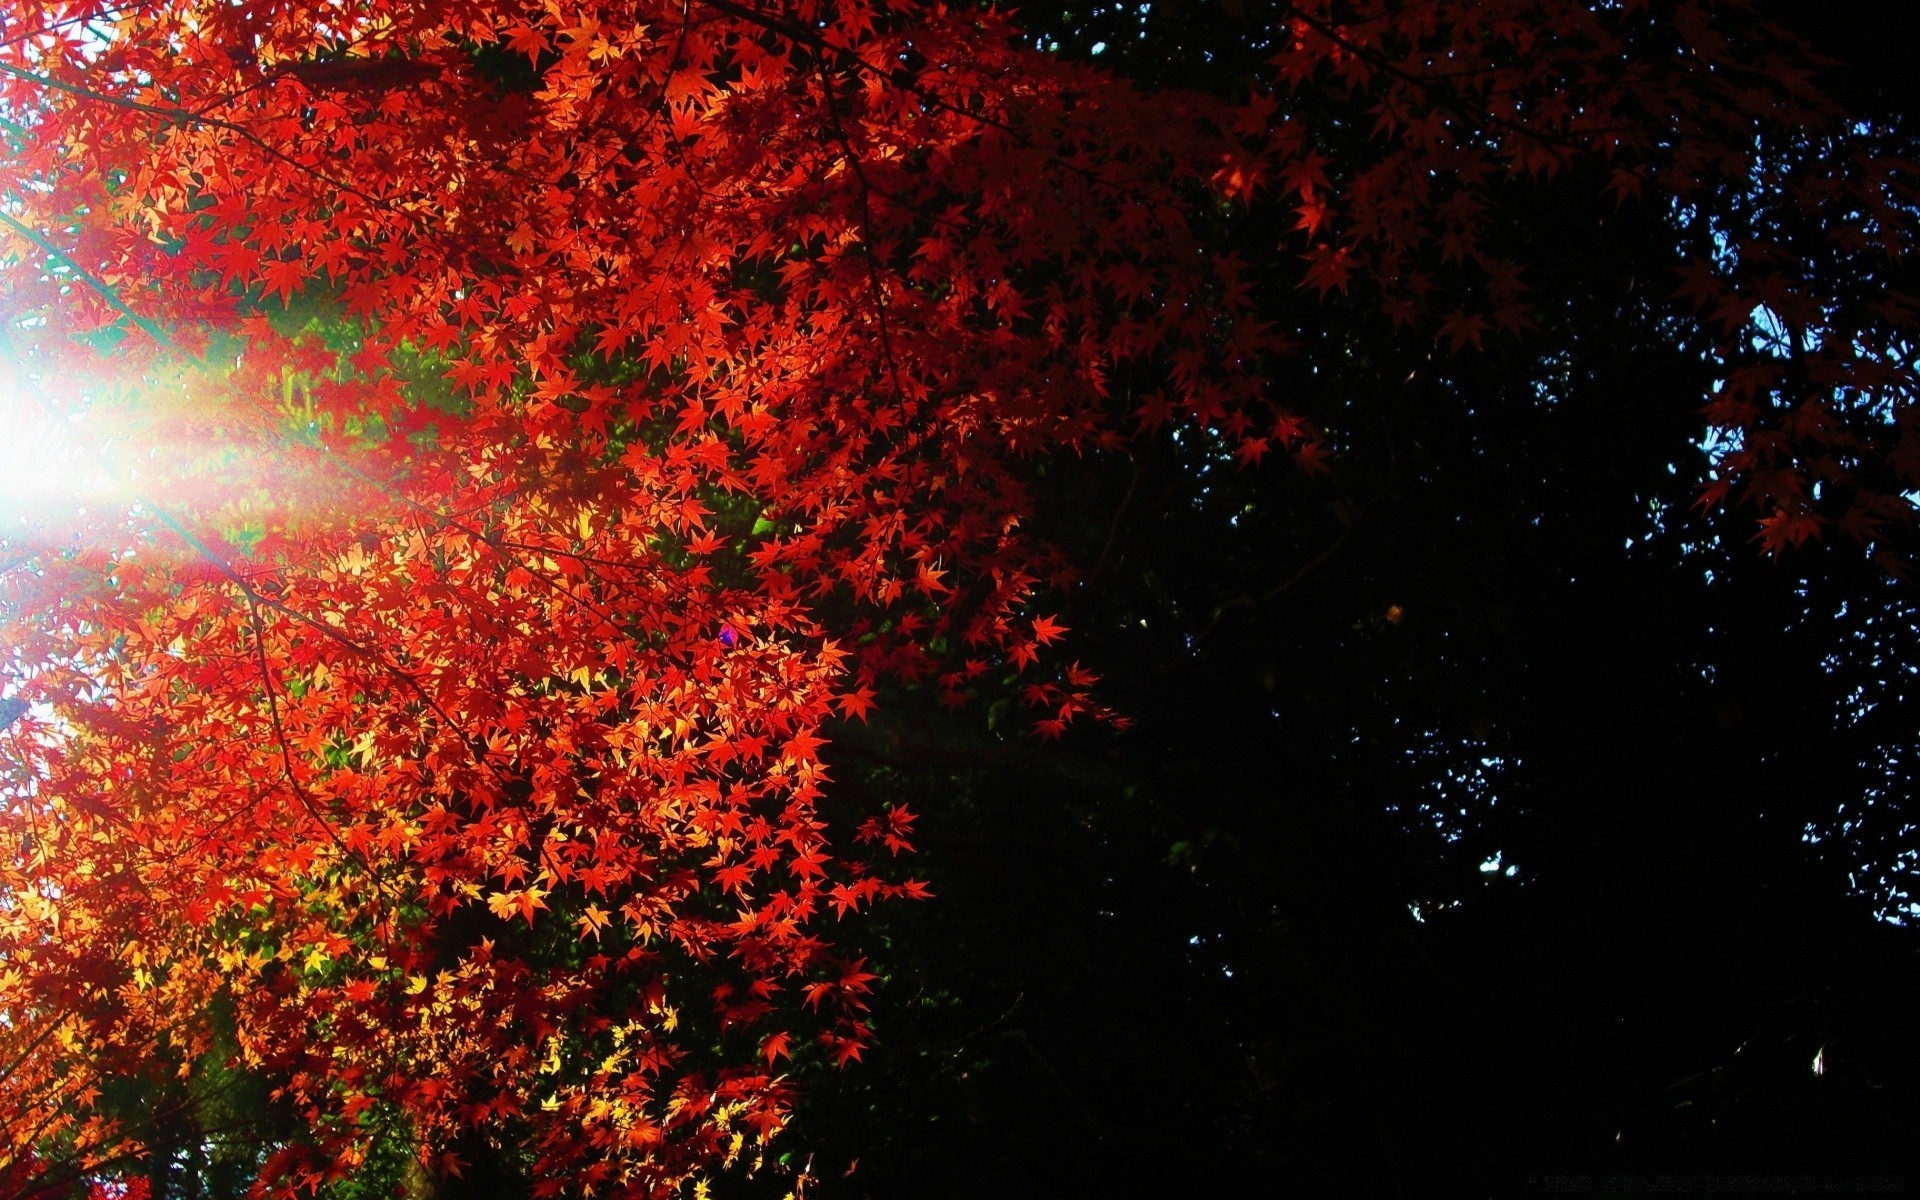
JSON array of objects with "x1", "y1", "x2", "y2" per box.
[{"x1": 0, "y1": 360, "x2": 98, "y2": 530}]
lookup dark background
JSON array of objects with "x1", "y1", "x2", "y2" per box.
[{"x1": 755, "y1": 3, "x2": 1920, "y2": 1196}]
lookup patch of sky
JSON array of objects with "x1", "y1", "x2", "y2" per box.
[{"x1": 1385, "y1": 733, "x2": 1524, "y2": 898}]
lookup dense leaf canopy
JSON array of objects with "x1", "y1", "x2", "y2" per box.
[{"x1": 2, "y1": 1, "x2": 1917, "y2": 1196}]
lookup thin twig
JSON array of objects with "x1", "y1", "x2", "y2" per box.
[
  {"x1": 0, "y1": 61, "x2": 408, "y2": 217},
  {"x1": 243, "y1": 594, "x2": 391, "y2": 895},
  {"x1": 1191, "y1": 510, "x2": 1354, "y2": 649},
  {"x1": 0, "y1": 210, "x2": 173, "y2": 349}
]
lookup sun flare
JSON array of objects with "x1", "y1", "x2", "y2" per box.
[{"x1": 0, "y1": 362, "x2": 100, "y2": 527}]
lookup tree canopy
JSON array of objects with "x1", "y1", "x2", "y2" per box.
[{"x1": 2, "y1": 1, "x2": 1917, "y2": 1197}]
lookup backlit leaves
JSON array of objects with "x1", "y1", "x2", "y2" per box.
[{"x1": 1, "y1": 1, "x2": 1917, "y2": 1196}]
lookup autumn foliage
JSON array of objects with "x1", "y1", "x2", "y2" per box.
[{"x1": 1, "y1": 0, "x2": 1915, "y2": 1195}]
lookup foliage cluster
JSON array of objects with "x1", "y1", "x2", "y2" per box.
[{"x1": 2, "y1": 1, "x2": 1916, "y2": 1196}]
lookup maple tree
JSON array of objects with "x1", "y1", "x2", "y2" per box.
[{"x1": 1, "y1": 0, "x2": 1917, "y2": 1196}]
